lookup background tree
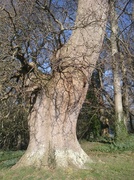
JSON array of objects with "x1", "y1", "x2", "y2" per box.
[
  {"x1": 0, "y1": 98, "x2": 29, "y2": 150},
  {"x1": 77, "y1": 69, "x2": 103, "y2": 141},
  {"x1": 109, "y1": 0, "x2": 127, "y2": 140},
  {"x1": 109, "y1": 0, "x2": 134, "y2": 139}
]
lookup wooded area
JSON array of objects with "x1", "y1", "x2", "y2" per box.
[{"x1": 0, "y1": 0, "x2": 134, "y2": 170}]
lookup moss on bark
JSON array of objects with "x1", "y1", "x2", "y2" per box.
[{"x1": 115, "y1": 113, "x2": 128, "y2": 142}]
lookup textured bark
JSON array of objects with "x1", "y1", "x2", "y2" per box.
[{"x1": 14, "y1": 0, "x2": 108, "y2": 169}]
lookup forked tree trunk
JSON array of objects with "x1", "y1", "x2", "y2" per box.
[{"x1": 14, "y1": 0, "x2": 108, "y2": 169}]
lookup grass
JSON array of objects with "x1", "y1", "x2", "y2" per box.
[
  {"x1": 0, "y1": 150, "x2": 24, "y2": 169},
  {"x1": 0, "y1": 140, "x2": 134, "y2": 180}
]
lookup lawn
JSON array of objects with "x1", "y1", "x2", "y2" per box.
[{"x1": 0, "y1": 141, "x2": 134, "y2": 180}]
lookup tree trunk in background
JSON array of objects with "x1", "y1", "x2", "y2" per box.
[
  {"x1": 110, "y1": 0, "x2": 127, "y2": 141},
  {"x1": 14, "y1": 0, "x2": 108, "y2": 169},
  {"x1": 122, "y1": 55, "x2": 130, "y2": 132}
]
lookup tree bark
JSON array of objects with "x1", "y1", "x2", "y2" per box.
[
  {"x1": 110, "y1": 0, "x2": 127, "y2": 140},
  {"x1": 122, "y1": 54, "x2": 130, "y2": 131},
  {"x1": 14, "y1": 0, "x2": 108, "y2": 169}
]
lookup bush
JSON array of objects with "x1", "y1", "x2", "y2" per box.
[
  {"x1": 92, "y1": 135, "x2": 134, "y2": 152},
  {"x1": 0, "y1": 101, "x2": 29, "y2": 150}
]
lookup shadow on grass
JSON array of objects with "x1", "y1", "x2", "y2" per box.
[{"x1": 0, "y1": 151, "x2": 24, "y2": 169}]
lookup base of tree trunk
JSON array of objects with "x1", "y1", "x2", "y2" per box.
[
  {"x1": 13, "y1": 146, "x2": 92, "y2": 169},
  {"x1": 115, "y1": 113, "x2": 128, "y2": 142}
]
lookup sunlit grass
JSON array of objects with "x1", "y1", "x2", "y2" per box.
[{"x1": 0, "y1": 140, "x2": 134, "y2": 180}]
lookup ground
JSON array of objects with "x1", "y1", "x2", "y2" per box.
[{"x1": 0, "y1": 141, "x2": 134, "y2": 180}]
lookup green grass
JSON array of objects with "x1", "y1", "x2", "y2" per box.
[
  {"x1": 0, "y1": 141, "x2": 134, "y2": 180},
  {"x1": 0, "y1": 150, "x2": 24, "y2": 169},
  {"x1": 91, "y1": 134, "x2": 134, "y2": 153}
]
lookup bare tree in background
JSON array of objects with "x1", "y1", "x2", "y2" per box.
[
  {"x1": 109, "y1": 0, "x2": 126, "y2": 139},
  {"x1": 108, "y1": 0, "x2": 134, "y2": 138},
  {"x1": 0, "y1": 0, "x2": 108, "y2": 169}
]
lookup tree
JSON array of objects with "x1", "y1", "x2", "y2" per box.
[
  {"x1": 109, "y1": 0, "x2": 134, "y2": 139},
  {"x1": 0, "y1": 97, "x2": 29, "y2": 150},
  {"x1": 77, "y1": 70, "x2": 103, "y2": 141},
  {"x1": 109, "y1": 0, "x2": 127, "y2": 140},
  {"x1": 0, "y1": 0, "x2": 109, "y2": 169}
]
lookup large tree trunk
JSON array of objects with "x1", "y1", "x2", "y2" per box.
[{"x1": 14, "y1": 0, "x2": 108, "y2": 169}]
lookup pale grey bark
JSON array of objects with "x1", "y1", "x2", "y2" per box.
[
  {"x1": 121, "y1": 54, "x2": 130, "y2": 131},
  {"x1": 110, "y1": 1, "x2": 124, "y2": 122},
  {"x1": 14, "y1": 0, "x2": 109, "y2": 169},
  {"x1": 110, "y1": 1, "x2": 128, "y2": 140}
]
